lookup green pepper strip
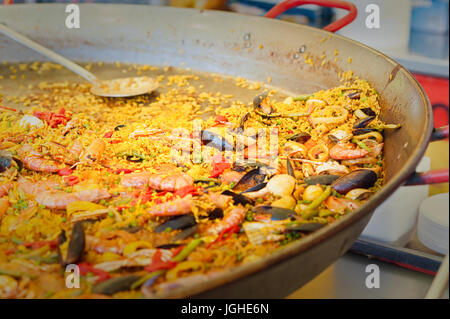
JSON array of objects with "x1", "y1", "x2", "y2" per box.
[
  {"x1": 302, "y1": 186, "x2": 332, "y2": 219},
  {"x1": 130, "y1": 270, "x2": 164, "y2": 290},
  {"x1": 293, "y1": 94, "x2": 313, "y2": 101},
  {"x1": 131, "y1": 239, "x2": 204, "y2": 290},
  {"x1": 351, "y1": 138, "x2": 371, "y2": 152},
  {"x1": 172, "y1": 239, "x2": 203, "y2": 263}
]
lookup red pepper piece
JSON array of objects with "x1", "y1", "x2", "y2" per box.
[
  {"x1": 173, "y1": 186, "x2": 198, "y2": 198},
  {"x1": 5, "y1": 239, "x2": 59, "y2": 255},
  {"x1": 58, "y1": 168, "x2": 73, "y2": 176},
  {"x1": 207, "y1": 225, "x2": 240, "y2": 248},
  {"x1": 144, "y1": 250, "x2": 178, "y2": 273},
  {"x1": 0, "y1": 106, "x2": 17, "y2": 112},
  {"x1": 103, "y1": 131, "x2": 114, "y2": 138},
  {"x1": 78, "y1": 262, "x2": 111, "y2": 283},
  {"x1": 63, "y1": 175, "x2": 79, "y2": 186},
  {"x1": 109, "y1": 139, "x2": 122, "y2": 144}
]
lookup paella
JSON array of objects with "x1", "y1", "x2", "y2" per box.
[{"x1": 0, "y1": 62, "x2": 399, "y2": 299}]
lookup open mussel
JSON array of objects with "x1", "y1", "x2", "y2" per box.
[
  {"x1": 232, "y1": 168, "x2": 266, "y2": 193},
  {"x1": 201, "y1": 130, "x2": 233, "y2": 151},
  {"x1": 154, "y1": 214, "x2": 196, "y2": 233},
  {"x1": 171, "y1": 225, "x2": 199, "y2": 242},
  {"x1": 0, "y1": 150, "x2": 22, "y2": 173},
  {"x1": 253, "y1": 205, "x2": 296, "y2": 221},
  {"x1": 253, "y1": 91, "x2": 273, "y2": 115},
  {"x1": 331, "y1": 169, "x2": 377, "y2": 194},
  {"x1": 241, "y1": 182, "x2": 267, "y2": 194},
  {"x1": 208, "y1": 208, "x2": 224, "y2": 220},
  {"x1": 346, "y1": 91, "x2": 361, "y2": 100},
  {"x1": 353, "y1": 116, "x2": 375, "y2": 129},
  {"x1": 221, "y1": 190, "x2": 254, "y2": 206},
  {"x1": 352, "y1": 128, "x2": 378, "y2": 136},
  {"x1": 58, "y1": 221, "x2": 85, "y2": 266},
  {"x1": 287, "y1": 132, "x2": 311, "y2": 144}
]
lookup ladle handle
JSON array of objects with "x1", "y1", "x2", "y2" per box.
[{"x1": 0, "y1": 23, "x2": 98, "y2": 84}]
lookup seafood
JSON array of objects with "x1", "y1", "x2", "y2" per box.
[
  {"x1": 329, "y1": 143, "x2": 369, "y2": 160},
  {"x1": 18, "y1": 144, "x2": 66, "y2": 173},
  {"x1": 35, "y1": 188, "x2": 111, "y2": 209},
  {"x1": 207, "y1": 205, "x2": 247, "y2": 235},
  {"x1": 146, "y1": 195, "x2": 193, "y2": 216},
  {"x1": 331, "y1": 169, "x2": 377, "y2": 195},
  {"x1": 121, "y1": 165, "x2": 193, "y2": 191}
]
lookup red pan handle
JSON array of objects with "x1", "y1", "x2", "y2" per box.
[
  {"x1": 264, "y1": 0, "x2": 357, "y2": 33},
  {"x1": 405, "y1": 125, "x2": 449, "y2": 186}
]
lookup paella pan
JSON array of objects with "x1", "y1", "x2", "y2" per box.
[{"x1": 0, "y1": 1, "x2": 448, "y2": 298}]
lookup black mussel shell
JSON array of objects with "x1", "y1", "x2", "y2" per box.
[
  {"x1": 241, "y1": 182, "x2": 267, "y2": 194},
  {"x1": 156, "y1": 243, "x2": 183, "y2": 249},
  {"x1": 347, "y1": 91, "x2": 361, "y2": 99},
  {"x1": 353, "y1": 116, "x2": 375, "y2": 129},
  {"x1": 232, "y1": 168, "x2": 266, "y2": 192},
  {"x1": 360, "y1": 107, "x2": 376, "y2": 117},
  {"x1": 208, "y1": 208, "x2": 224, "y2": 220},
  {"x1": 352, "y1": 128, "x2": 378, "y2": 135},
  {"x1": 65, "y1": 221, "x2": 85, "y2": 265},
  {"x1": 201, "y1": 130, "x2": 233, "y2": 151},
  {"x1": 287, "y1": 132, "x2": 311, "y2": 144},
  {"x1": 154, "y1": 214, "x2": 196, "y2": 233},
  {"x1": 253, "y1": 205, "x2": 296, "y2": 221},
  {"x1": 120, "y1": 226, "x2": 143, "y2": 234},
  {"x1": 304, "y1": 175, "x2": 340, "y2": 185},
  {"x1": 286, "y1": 159, "x2": 295, "y2": 178},
  {"x1": 331, "y1": 169, "x2": 377, "y2": 194},
  {"x1": 171, "y1": 225, "x2": 198, "y2": 242},
  {"x1": 92, "y1": 275, "x2": 141, "y2": 295},
  {"x1": 114, "y1": 124, "x2": 126, "y2": 131},
  {"x1": 221, "y1": 190, "x2": 254, "y2": 206}
]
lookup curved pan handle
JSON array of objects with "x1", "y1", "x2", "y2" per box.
[
  {"x1": 405, "y1": 125, "x2": 449, "y2": 186},
  {"x1": 264, "y1": 0, "x2": 358, "y2": 32}
]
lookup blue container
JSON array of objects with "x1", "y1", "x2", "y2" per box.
[
  {"x1": 410, "y1": 0, "x2": 449, "y2": 34},
  {"x1": 409, "y1": 29, "x2": 449, "y2": 59}
]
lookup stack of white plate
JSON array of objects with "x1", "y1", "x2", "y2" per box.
[{"x1": 417, "y1": 193, "x2": 449, "y2": 255}]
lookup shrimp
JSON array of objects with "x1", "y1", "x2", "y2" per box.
[
  {"x1": 207, "y1": 205, "x2": 247, "y2": 235},
  {"x1": 209, "y1": 192, "x2": 231, "y2": 209},
  {"x1": 86, "y1": 235, "x2": 124, "y2": 255},
  {"x1": 329, "y1": 143, "x2": 369, "y2": 160},
  {"x1": 146, "y1": 195, "x2": 193, "y2": 216},
  {"x1": 78, "y1": 138, "x2": 106, "y2": 164},
  {"x1": 35, "y1": 188, "x2": 110, "y2": 209},
  {"x1": 219, "y1": 170, "x2": 243, "y2": 185},
  {"x1": 18, "y1": 144, "x2": 66, "y2": 173},
  {"x1": 0, "y1": 182, "x2": 12, "y2": 197},
  {"x1": 0, "y1": 197, "x2": 10, "y2": 218},
  {"x1": 121, "y1": 164, "x2": 193, "y2": 191},
  {"x1": 18, "y1": 176, "x2": 59, "y2": 196},
  {"x1": 324, "y1": 196, "x2": 360, "y2": 213}
]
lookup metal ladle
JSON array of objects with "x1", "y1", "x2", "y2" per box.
[{"x1": 0, "y1": 23, "x2": 158, "y2": 98}]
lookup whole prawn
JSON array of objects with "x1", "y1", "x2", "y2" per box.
[
  {"x1": 18, "y1": 144, "x2": 66, "y2": 173},
  {"x1": 329, "y1": 143, "x2": 369, "y2": 160},
  {"x1": 206, "y1": 205, "x2": 247, "y2": 236},
  {"x1": 35, "y1": 188, "x2": 111, "y2": 209},
  {"x1": 121, "y1": 164, "x2": 193, "y2": 191}
]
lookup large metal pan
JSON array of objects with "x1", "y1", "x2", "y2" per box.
[{"x1": 0, "y1": 1, "x2": 448, "y2": 298}]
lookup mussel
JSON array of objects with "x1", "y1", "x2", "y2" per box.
[
  {"x1": 114, "y1": 124, "x2": 126, "y2": 131},
  {"x1": 286, "y1": 159, "x2": 295, "y2": 178},
  {"x1": 171, "y1": 224, "x2": 199, "y2": 241},
  {"x1": 154, "y1": 214, "x2": 196, "y2": 233},
  {"x1": 360, "y1": 107, "x2": 376, "y2": 117},
  {"x1": 240, "y1": 182, "x2": 267, "y2": 194},
  {"x1": 201, "y1": 130, "x2": 233, "y2": 151},
  {"x1": 221, "y1": 190, "x2": 254, "y2": 206},
  {"x1": 208, "y1": 208, "x2": 224, "y2": 220},
  {"x1": 352, "y1": 128, "x2": 378, "y2": 136},
  {"x1": 304, "y1": 174, "x2": 340, "y2": 185},
  {"x1": 0, "y1": 150, "x2": 22, "y2": 173},
  {"x1": 346, "y1": 91, "x2": 361, "y2": 100},
  {"x1": 237, "y1": 112, "x2": 250, "y2": 131},
  {"x1": 345, "y1": 188, "x2": 373, "y2": 201},
  {"x1": 253, "y1": 91, "x2": 273, "y2": 115},
  {"x1": 156, "y1": 243, "x2": 183, "y2": 249},
  {"x1": 331, "y1": 169, "x2": 377, "y2": 194},
  {"x1": 58, "y1": 221, "x2": 85, "y2": 266},
  {"x1": 232, "y1": 168, "x2": 266, "y2": 193},
  {"x1": 120, "y1": 225, "x2": 143, "y2": 234},
  {"x1": 353, "y1": 116, "x2": 375, "y2": 129},
  {"x1": 92, "y1": 275, "x2": 141, "y2": 295},
  {"x1": 253, "y1": 205, "x2": 296, "y2": 221},
  {"x1": 287, "y1": 132, "x2": 311, "y2": 144}
]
